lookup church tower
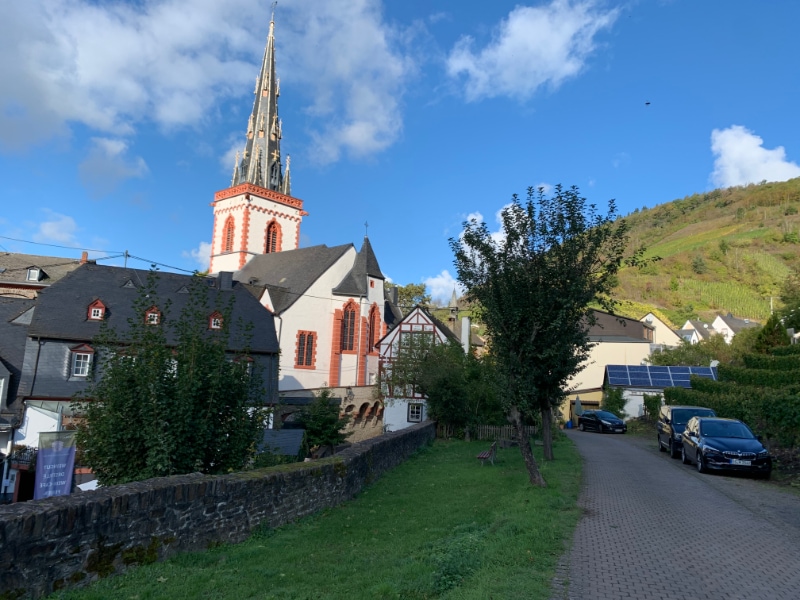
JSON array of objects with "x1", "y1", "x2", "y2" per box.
[{"x1": 209, "y1": 14, "x2": 307, "y2": 274}]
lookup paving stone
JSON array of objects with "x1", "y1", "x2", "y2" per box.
[{"x1": 550, "y1": 430, "x2": 800, "y2": 600}]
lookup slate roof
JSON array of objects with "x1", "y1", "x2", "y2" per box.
[
  {"x1": 0, "y1": 297, "x2": 35, "y2": 413},
  {"x1": 257, "y1": 429, "x2": 305, "y2": 457},
  {"x1": 686, "y1": 320, "x2": 714, "y2": 340},
  {"x1": 716, "y1": 312, "x2": 759, "y2": 333},
  {"x1": 0, "y1": 252, "x2": 83, "y2": 291},
  {"x1": 234, "y1": 244, "x2": 353, "y2": 313},
  {"x1": 28, "y1": 263, "x2": 279, "y2": 353},
  {"x1": 332, "y1": 237, "x2": 385, "y2": 297}
]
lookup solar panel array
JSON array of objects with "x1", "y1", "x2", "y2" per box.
[{"x1": 605, "y1": 365, "x2": 717, "y2": 389}]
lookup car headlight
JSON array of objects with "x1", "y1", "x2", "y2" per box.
[
  {"x1": 702, "y1": 444, "x2": 723, "y2": 455},
  {"x1": 757, "y1": 449, "x2": 769, "y2": 458},
  {"x1": 601, "y1": 420, "x2": 611, "y2": 425}
]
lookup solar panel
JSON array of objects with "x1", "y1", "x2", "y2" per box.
[{"x1": 604, "y1": 364, "x2": 717, "y2": 389}]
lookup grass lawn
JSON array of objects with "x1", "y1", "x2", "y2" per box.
[{"x1": 51, "y1": 436, "x2": 582, "y2": 600}]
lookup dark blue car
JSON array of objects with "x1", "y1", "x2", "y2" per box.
[
  {"x1": 681, "y1": 417, "x2": 772, "y2": 479},
  {"x1": 577, "y1": 410, "x2": 627, "y2": 434}
]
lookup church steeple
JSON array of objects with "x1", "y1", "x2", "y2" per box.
[{"x1": 232, "y1": 13, "x2": 286, "y2": 192}]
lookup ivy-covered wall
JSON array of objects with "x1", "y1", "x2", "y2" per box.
[{"x1": 0, "y1": 422, "x2": 435, "y2": 599}]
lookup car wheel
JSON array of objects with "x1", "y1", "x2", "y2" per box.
[
  {"x1": 658, "y1": 435, "x2": 665, "y2": 452},
  {"x1": 696, "y1": 452, "x2": 707, "y2": 474},
  {"x1": 682, "y1": 447, "x2": 690, "y2": 465},
  {"x1": 669, "y1": 440, "x2": 679, "y2": 459},
  {"x1": 578, "y1": 423, "x2": 585, "y2": 432}
]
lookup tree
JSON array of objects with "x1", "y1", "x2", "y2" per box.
[
  {"x1": 392, "y1": 283, "x2": 432, "y2": 314},
  {"x1": 450, "y1": 185, "x2": 642, "y2": 486},
  {"x1": 297, "y1": 388, "x2": 351, "y2": 456},
  {"x1": 74, "y1": 271, "x2": 268, "y2": 485}
]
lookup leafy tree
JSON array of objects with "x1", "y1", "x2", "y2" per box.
[
  {"x1": 602, "y1": 387, "x2": 626, "y2": 418},
  {"x1": 74, "y1": 271, "x2": 268, "y2": 485},
  {"x1": 450, "y1": 185, "x2": 642, "y2": 486},
  {"x1": 417, "y1": 342, "x2": 505, "y2": 438},
  {"x1": 392, "y1": 283, "x2": 432, "y2": 314},
  {"x1": 298, "y1": 388, "x2": 351, "y2": 456}
]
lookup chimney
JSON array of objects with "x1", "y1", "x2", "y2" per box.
[
  {"x1": 461, "y1": 316, "x2": 471, "y2": 354},
  {"x1": 219, "y1": 271, "x2": 233, "y2": 291},
  {"x1": 80, "y1": 251, "x2": 88, "y2": 264}
]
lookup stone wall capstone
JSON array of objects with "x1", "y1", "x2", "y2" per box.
[{"x1": 0, "y1": 421, "x2": 435, "y2": 599}]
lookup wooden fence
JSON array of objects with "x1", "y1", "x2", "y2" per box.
[{"x1": 436, "y1": 423, "x2": 537, "y2": 441}]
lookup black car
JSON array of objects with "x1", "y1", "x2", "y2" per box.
[
  {"x1": 577, "y1": 410, "x2": 627, "y2": 434},
  {"x1": 657, "y1": 405, "x2": 716, "y2": 458},
  {"x1": 681, "y1": 417, "x2": 772, "y2": 479}
]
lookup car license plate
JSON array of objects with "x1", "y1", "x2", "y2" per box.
[
  {"x1": 615, "y1": 428, "x2": 622, "y2": 432},
  {"x1": 730, "y1": 459, "x2": 751, "y2": 466}
]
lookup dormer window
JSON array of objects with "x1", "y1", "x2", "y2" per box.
[
  {"x1": 69, "y1": 344, "x2": 95, "y2": 378},
  {"x1": 209, "y1": 312, "x2": 223, "y2": 330},
  {"x1": 26, "y1": 268, "x2": 41, "y2": 281},
  {"x1": 145, "y1": 306, "x2": 161, "y2": 325},
  {"x1": 87, "y1": 299, "x2": 106, "y2": 321}
]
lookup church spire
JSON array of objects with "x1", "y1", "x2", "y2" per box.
[{"x1": 233, "y1": 11, "x2": 286, "y2": 193}]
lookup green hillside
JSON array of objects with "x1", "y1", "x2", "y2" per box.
[{"x1": 613, "y1": 177, "x2": 800, "y2": 327}]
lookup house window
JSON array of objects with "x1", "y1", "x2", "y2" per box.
[
  {"x1": 265, "y1": 221, "x2": 281, "y2": 253},
  {"x1": 209, "y1": 312, "x2": 223, "y2": 330},
  {"x1": 296, "y1": 331, "x2": 316, "y2": 367},
  {"x1": 341, "y1": 305, "x2": 356, "y2": 351},
  {"x1": 87, "y1": 300, "x2": 106, "y2": 321},
  {"x1": 222, "y1": 216, "x2": 235, "y2": 252},
  {"x1": 408, "y1": 403, "x2": 423, "y2": 423},
  {"x1": 69, "y1": 345, "x2": 94, "y2": 378},
  {"x1": 26, "y1": 268, "x2": 40, "y2": 281},
  {"x1": 145, "y1": 306, "x2": 161, "y2": 325}
]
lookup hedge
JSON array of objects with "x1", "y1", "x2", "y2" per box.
[
  {"x1": 770, "y1": 345, "x2": 800, "y2": 356},
  {"x1": 717, "y1": 364, "x2": 800, "y2": 387},
  {"x1": 742, "y1": 353, "x2": 800, "y2": 371}
]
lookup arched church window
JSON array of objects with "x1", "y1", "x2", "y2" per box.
[
  {"x1": 270, "y1": 161, "x2": 279, "y2": 187},
  {"x1": 223, "y1": 217, "x2": 235, "y2": 252},
  {"x1": 341, "y1": 304, "x2": 356, "y2": 352},
  {"x1": 369, "y1": 305, "x2": 380, "y2": 351},
  {"x1": 265, "y1": 221, "x2": 281, "y2": 253}
]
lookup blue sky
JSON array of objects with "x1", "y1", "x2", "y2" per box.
[{"x1": 2, "y1": 0, "x2": 800, "y2": 303}]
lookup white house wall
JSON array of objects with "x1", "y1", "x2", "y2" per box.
[
  {"x1": 14, "y1": 405, "x2": 59, "y2": 448},
  {"x1": 570, "y1": 341, "x2": 653, "y2": 393}
]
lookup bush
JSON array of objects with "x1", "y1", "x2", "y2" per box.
[
  {"x1": 602, "y1": 387, "x2": 626, "y2": 418},
  {"x1": 643, "y1": 393, "x2": 662, "y2": 421}
]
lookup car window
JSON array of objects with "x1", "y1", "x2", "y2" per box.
[
  {"x1": 672, "y1": 408, "x2": 715, "y2": 425},
  {"x1": 595, "y1": 411, "x2": 618, "y2": 420},
  {"x1": 700, "y1": 421, "x2": 754, "y2": 439}
]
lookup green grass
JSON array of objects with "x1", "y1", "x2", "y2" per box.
[{"x1": 51, "y1": 437, "x2": 582, "y2": 600}]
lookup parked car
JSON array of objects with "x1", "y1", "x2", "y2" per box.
[
  {"x1": 681, "y1": 417, "x2": 772, "y2": 479},
  {"x1": 578, "y1": 410, "x2": 627, "y2": 434},
  {"x1": 657, "y1": 405, "x2": 716, "y2": 458}
]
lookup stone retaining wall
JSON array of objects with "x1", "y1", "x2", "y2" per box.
[{"x1": 0, "y1": 422, "x2": 435, "y2": 599}]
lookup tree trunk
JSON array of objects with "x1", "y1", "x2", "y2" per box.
[
  {"x1": 509, "y1": 406, "x2": 546, "y2": 487},
  {"x1": 541, "y1": 406, "x2": 554, "y2": 460}
]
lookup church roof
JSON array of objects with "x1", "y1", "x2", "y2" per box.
[
  {"x1": 231, "y1": 13, "x2": 290, "y2": 195},
  {"x1": 235, "y1": 244, "x2": 353, "y2": 313},
  {"x1": 332, "y1": 237, "x2": 385, "y2": 297}
]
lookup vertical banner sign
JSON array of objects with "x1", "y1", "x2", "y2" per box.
[{"x1": 34, "y1": 431, "x2": 77, "y2": 500}]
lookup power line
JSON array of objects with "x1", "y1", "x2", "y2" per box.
[{"x1": 0, "y1": 235, "x2": 124, "y2": 254}]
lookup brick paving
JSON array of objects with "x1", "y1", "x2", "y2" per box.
[{"x1": 550, "y1": 429, "x2": 800, "y2": 599}]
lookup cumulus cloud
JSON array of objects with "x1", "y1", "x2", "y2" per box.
[
  {"x1": 423, "y1": 270, "x2": 463, "y2": 305},
  {"x1": 31, "y1": 210, "x2": 80, "y2": 246},
  {"x1": 446, "y1": 0, "x2": 618, "y2": 102},
  {"x1": 183, "y1": 241, "x2": 211, "y2": 271},
  {"x1": 0, "y1": 0, "x2": 265, "y2": 152},
  {"x1": 78, "y1": 137, "x2": 148, "y2": 198},
  {"x1": 279, "y1": 0, "x2": 414, "y2": 163},
  {"x1": 710, "y1": 125, "x2": 800, "y2": 188}
]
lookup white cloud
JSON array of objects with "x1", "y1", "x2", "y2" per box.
[
  {"x1": 183, "y1": 241, "x2": 211, "y2": 271},
  {"x1": 446, "y1": 0, "x2": 618, "y2": 102},
  {"x1": 78, "y1": 137, "x2": 148, "y2": 198},
  {"x1": 31, "y1": 210, "x2": 79, "y2": 246},
  {"x1": 710, "y1": 125, "x2": 800, "y2": 188},
  {"x1": 423, "y1": 270, "x2": 463, "y2": 305},
  {"x1": 0, "y1": 0, "x2": 269, "y2": 152},
  {"x1": 280, "y1": 0, "x2": 414, "y2": 163}
]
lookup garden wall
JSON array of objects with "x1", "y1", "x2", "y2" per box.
[{"x1": 0, "y1": 422, "x2": 435, "y2": 599}]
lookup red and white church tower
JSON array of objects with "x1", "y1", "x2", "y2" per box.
[{"x1": 209, "y1": 16, "x2": 307, "y2": 274}]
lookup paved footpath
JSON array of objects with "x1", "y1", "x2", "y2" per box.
[{"x1": 550, "y1": 429, "x2": 800, "y2": 600}]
